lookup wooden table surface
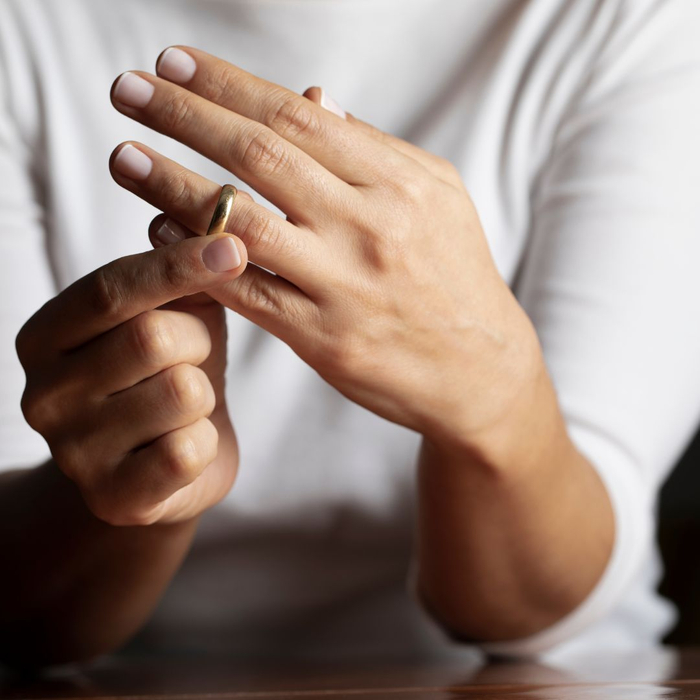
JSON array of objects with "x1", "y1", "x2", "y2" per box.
[{"x1": 3, "y1": 647, "x2": 700, "y2": 699}]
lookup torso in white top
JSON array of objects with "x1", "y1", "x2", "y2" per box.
[{"x1": 1, "y1": 0, "x2": 700, "y2": 664}]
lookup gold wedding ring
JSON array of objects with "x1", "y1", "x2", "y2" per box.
[{"x1": 206, "y1": 184, "x2": 238, "y2": 235}]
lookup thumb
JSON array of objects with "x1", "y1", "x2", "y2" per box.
[
  {"x1": 145, "y1": 224, "x2": 248, "y2": 296},
  {"x1": 34, "y1": 226, "x2": 249, "y2": 352},
  {"x1": 146, "y1": 216, "x2": 249, "y2": 302},
  {"x1": 148, "y1": 215, "x2": 248, "y2": 278}
]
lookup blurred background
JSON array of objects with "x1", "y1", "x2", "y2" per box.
[{"x1": 658, "y1": 424, "x2": 700, "y2": 644}]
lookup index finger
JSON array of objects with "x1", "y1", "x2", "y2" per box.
[{"x1": 17, "y1": 233, "x2": 247, "y2": 358}]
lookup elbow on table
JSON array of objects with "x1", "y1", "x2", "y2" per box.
[{"x1": 412, "y1": 578, "x2": 568, "y2": 660}]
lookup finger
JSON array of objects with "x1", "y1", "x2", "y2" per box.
[
  {"x1": 147, "y1": 194, "x2": 255, "y2": 248},
  {"x1": 153, "y1": 46, "x2": 412, "y2": 187},
  {"x1": 109, "y1": 142, "x2": 326, "y2": 293},
  {"x1": 19, "y1": 230, "x2": 248, "y2": 357},
  {"x1": 102, "y1": 363, "x2": 215, "y2": 457},
  {"x1": 345, "y1": 111, "x2": 460, "y2": 185},
  {"x1": 110, "y1": 70, "x2": 355, "y2": 227},
  {"x1": 63, "y1": 309, "x2": 213, "y2": 397},
  {"x1": 207, "y1": 258, "x2": 320, "y2": 342},
  {"x1": 145, "y1": 215, "x2": 319, "y2": 345},
  {"x1": 102, "y1": 417, "x2": 218, "y2": 526},
  {"x1": 305, "y1": 87, "x2": 461, "y2": 187}
]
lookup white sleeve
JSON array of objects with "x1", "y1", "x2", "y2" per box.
[
  {"x1": 409, "y1": 0, "x2": 700, "y2": 657},
  {"x1": 0, "y1": 4, "x2": 56, "y2": 471}
]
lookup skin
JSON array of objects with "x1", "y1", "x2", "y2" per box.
[
  {"x1": 2, "y1": 45, "x2": 614, "y2": 665},
  {"x1": 2, "y1": 230, "x2": 249, "y2": 665}
]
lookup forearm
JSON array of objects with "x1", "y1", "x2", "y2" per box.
[
  {"x1": 0, "y1": 459, "x2": 198, "y2": 668},
  {"x1": 414, "y1": 355, "x2": 615, "y2": 643}
]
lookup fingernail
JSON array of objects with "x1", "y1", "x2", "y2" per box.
[
  {"x1": 157, "y1": 47, "x2": 197, "y2": 84},
  {"x1": 154, "y1": 219, "x2": 188, "y2": 246},
  {"x1": 320, "y1": 88, "x2": 346, "y2": 119},
  {"x1": 113, "y1": 144, "x2": 153, "y2": 180},
  {"x1": 202, "y1": 237, "x2": 241, "y2": 272},
  {"x1": 113, "y1": 72, "x2": 155, "y2": 108}
]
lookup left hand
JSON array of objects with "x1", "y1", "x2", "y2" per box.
[{"x1": 109, "y1": 46, "x2": 541, "y2": 454}]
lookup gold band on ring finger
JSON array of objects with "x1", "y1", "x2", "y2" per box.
[{"x1": 206, "y1": 184, "x2": 238, "y2": 235}]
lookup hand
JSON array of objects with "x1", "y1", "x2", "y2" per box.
[
  {"x1": 15, "y1": 233, "x2": 248, "y2": 525},
  {"x1": 109, "y1": 46, "x2": 541, "y2": 457}
]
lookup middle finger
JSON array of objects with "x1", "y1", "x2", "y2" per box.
[
  {"x1": 111, "y1": 70, "x2": 356, "y2": 228},
  {"x1": 63, "y1": 308, "x2": 213, "y2": 398},
  {"x1": 155, "y1": 46, "x2": 412, "y2": 187}
]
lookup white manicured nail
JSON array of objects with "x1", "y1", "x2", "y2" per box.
[
  {"x1": 113, "y1": 72, "x2": 155, "y2": 108},
  {"x1": 202, "y1": 237, "x2": 242, "y2": 272},
  {"x1": 154, "y1": 219, "x2": 188, "y2": 246},
  {"x1": 320, "y1": 88, "x2": 346, "y2": 119},
  {"x1": 157, "y1": 47, "x2": 197, "y2": 84},
  {"x1": 113, "y1": 144, "x2": 153, "y2": 180}
]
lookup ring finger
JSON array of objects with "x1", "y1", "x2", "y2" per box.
[{"x1": 110, "y1": 141, "x2": 326, "y2": 295}]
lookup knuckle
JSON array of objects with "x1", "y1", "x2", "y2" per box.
[
  {"x1": 14, "y1": 319, "x2": 36, "y2": 366},
  {"x1": 81, "y1": 490, "x2": 113, "y2": 524},
  {"x1": 19, "y1": 386, "x2": 40, "y2": 429},
  {"x1": 238, "y1": 272, "x2": 284, "y2": 316},
  {"x1": 51, "y1": 438, "x2": 84, "y2": 478},
  {"x1": 90, "y1": 503, "x2": 120, "y2": 526},
  {"x1": 382, "y1": 227, "x2": 411, "y2": 262},
  {"x1": 235, "y1": 208, "x2": 282, "y2": 251},
  {"x1": 84, "y1": 475, "x2": 164, "y2": 527},
  {"x1": 161, "y1": 430, "x2": 202, "y2": 483},
  {"x1": 357, "y1": 221, "x2": 409, "y2": 273},
  {"x1": 160, "y1": 250, "x2": 191, "y2": 292},
  {"x1": 205, "y1": 64, "x2": 237, "y2": 104},
  {"x1": 131, "y1": 311, "x2": 176, "y2": 368},
  {"x1": 267, "y1": 93, "x2": 320, "y2": 141},
  {"x1": 160, "y1": 91, "x2": 194, "y2": 132},
  {"x1": 391, "y1": 172, "x2": 425, "y2": 205},
  {"x1": 91, "y1": 265, "x2": 126, "y2": 319},
  {"x1": 166, "y1": 364, "x2": 211, "y2": 416},
  {"x1": 21, "y1": 384, "x2": 58, "y2": 432},
  {"x1": 318, "y1": 334, "x2": 362, "y2": 377},
  {"x1": 159, "y1": 166, "x2": 195, "y2": 210},
  {"x1": 240, "y1": 128, "x2": 291, "y2": 178}
]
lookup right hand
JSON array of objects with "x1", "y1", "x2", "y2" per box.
[{"x1": 15, "y1": 231, "x2": 248, "y2": 526}]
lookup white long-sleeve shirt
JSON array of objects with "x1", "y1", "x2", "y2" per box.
[{"x1": 1, "y1": 0, "x2": 700, "y2": 665}]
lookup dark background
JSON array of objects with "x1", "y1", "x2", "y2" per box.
[{"x1": 658, "y1": 425, "x2": 700, "y2": 643}]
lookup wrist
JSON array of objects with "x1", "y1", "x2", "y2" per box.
[{"x1": 420, "y1": 310, "x2": 554, "y2": 477}]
